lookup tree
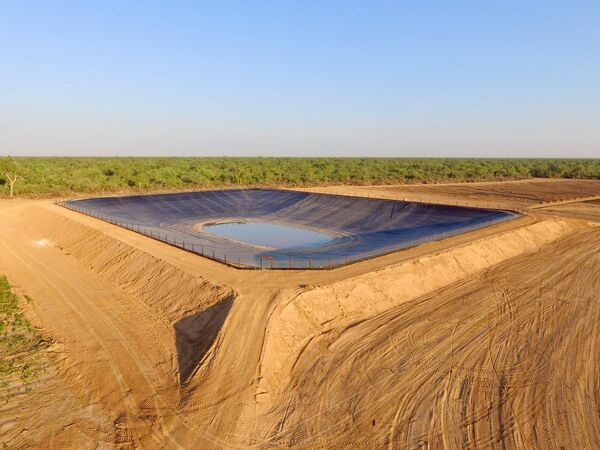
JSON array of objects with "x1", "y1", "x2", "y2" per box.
[{"x1": 0, "y1": 157, "x2": 19, "y2": 197}]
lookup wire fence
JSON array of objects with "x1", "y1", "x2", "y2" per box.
[{"x1": 55, "y1": 198, "x2": 519, "y2": 270}]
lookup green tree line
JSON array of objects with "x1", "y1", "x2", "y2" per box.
[{"x1": 0, "y1": 157, "x2": 599, "y2": 196}]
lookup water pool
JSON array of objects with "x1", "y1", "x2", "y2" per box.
[
  {"x1": 203, "y1": 221, "x2": 334, "y2": 249},
  {"x1": 63, "y1": 188, "x2": 518, "y2": 269}
]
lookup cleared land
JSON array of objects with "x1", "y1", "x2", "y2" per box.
[
  {"x1": 0, "y1": 178, "x2": 599, "y2": 449},
  {"x1": 539, "y1": 199, "x2": 600, "y2": 223},
  {"x1": 306, "y1": 178, "x2": 600, "y2": 210}
]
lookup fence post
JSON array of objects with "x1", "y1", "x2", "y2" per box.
[{"x1": 224, "y1": 254, "x2": 227, "y2": 264}]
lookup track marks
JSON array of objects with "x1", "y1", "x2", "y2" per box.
[{"x1": 256, "y1": 229, "x2": 600, "y2": 449}]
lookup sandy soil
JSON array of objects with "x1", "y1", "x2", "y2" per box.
[
  {"x1": 303, "y1": 178, "x2": 600, "y2": 211},
  {"x1": 539, "y1": 199, "x2": 600, "y2": 223},
  {"x1": 0, "y1": 180, "x2": 599, "y2": 449},
  {"x1": 258, "y1": 227, "x2": 600, "y2": 448}
]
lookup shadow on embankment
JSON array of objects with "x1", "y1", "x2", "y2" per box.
[{"x1": 175, "y1": 295, "x2": 234, "y2": 384}]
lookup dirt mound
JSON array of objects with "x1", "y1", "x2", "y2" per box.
[
  {"x1": 0, "y1": 202, "x2": 241, "y2": 447},
  {"x1": 24, "y1": 207, "x2": 234, "y2": 325},
  {"x1": 20, "y1": 205, "x2": 237, "y2": 393},
  {"x1": 254, "y1": 227, "x2": 600, "y2": 448},
  {"x1": 257, "y1": 218, "x2": 579, "y2": 401}
]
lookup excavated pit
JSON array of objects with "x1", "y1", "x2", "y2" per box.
[{"x1": 62, "y1": 189, "x2": 518, "y2": 269}]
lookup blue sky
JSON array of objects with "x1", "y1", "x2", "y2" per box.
[{"x1": 1, "y1": 1, "x2": 599, "y2": 157}]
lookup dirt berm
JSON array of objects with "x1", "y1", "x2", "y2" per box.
[
  {"x1": 257, "y1": 218, "x2": 578, "y2": 403},
  {"x1": 21, "y1": 206, "x2": 236, "y2": 383}
]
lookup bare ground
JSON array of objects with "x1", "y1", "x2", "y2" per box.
[
  {"x1": 538, "y1": 199, "x2": 600, "y2": 223},
  {"x1": 303, "y1": 178, "x2": 600, "y2": 211},
  {"x1": 0, "y1": 179, "x2": 599, "y2": 449},
  {"x1": 255, "y1": 227, "x2": 600, "y2": 448}
]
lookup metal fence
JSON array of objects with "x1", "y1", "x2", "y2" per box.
[{"x1": 55, "y1": 198, "x2": 519, "y2": 270}]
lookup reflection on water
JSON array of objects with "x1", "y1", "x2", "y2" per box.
[{"x1": 203, "y1": 221, "x2": 333, "y2": 249}]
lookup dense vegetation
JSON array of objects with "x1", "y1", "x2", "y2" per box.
[
  {"x1": 0, "y1": 276, "x2": 47, "y2": 386},
  {"x1": 0, "y1": 157, "x2": 599, "y2": 196}
]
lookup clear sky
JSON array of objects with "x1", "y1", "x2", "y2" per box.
[{"x1": 1, "y1": 1, "x2": 599, "y2": 157}]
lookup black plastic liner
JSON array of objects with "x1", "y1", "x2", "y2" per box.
[{"x1": 61, "y1": 188, "x2": 518, "y2": 269}]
